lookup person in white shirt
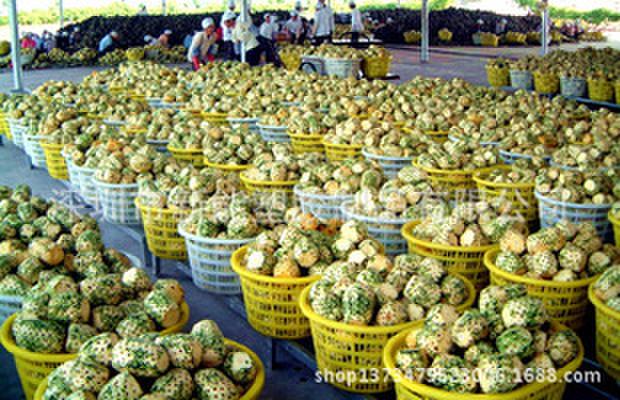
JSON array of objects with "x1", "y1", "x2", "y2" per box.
[
  {"x1": 233, "y1": 21, "x2": 261, "y2": 66},
  {"x1": 312, "y1": 0, "x2": 335, "y2": 45},
  {"x1": 220, "y1": 11, "x2": 237, "y2": 60},
  {"x1": 187, "y1": 18, "x2": 218, "y2": 70},
  {"x1": 349, "y1": 1, "x2": 363, "y2": 44},
  {"x1": 258, "y1": 14, "x2": 278, "y2": 64},
  {"x1": 285, "y1": 11, "x2": 304, "y2": 44},
  {"x1": 144, "y1": 35, "x2": 158, "y2": 46}
]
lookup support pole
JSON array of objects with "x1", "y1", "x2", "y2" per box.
[
  {"x1": 541, "y1": 6, "x2": 549, "y2": 56},
  {"x1": 8, "y1": 0, "x2": 25, "y2": 93},
  {"x1": 421, "y1": 0, "x2": 429, "y2": 63},
  {"x1": 240, "y1": 0, "x2": 247, "y2": 63},
  {"x1": 59, "y1": 0, "x2": 64, "y2": 28},
  {"x1": 162, "y1": 0, "x2": 167, "y2": 16}
]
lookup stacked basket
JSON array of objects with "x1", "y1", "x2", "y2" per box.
[{"x1": 40, "y1": 141, "x2": 68, "y2": 180}]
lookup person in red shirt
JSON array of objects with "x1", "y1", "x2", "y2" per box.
[{"x1": 21, "y1": 34, "x2": 36, "y2": 49}]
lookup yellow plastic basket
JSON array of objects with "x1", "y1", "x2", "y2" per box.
[
  {"x1": 534, "y1": 71, "x2": 560, "y2": 95},
  {"x1": 486, "y1": 66, "x2": 510, "y2": 87},
  {"x1": 122, "y1": 126, "x2": 147, "y2": 136},
  {"x1": 34, "y1": 335, "x2": 265, "y2": 400},
  {"x1": 384, "y1": 321, "x2": 584, "y2": 400},
  {"x1": 588, "y1": 78, "x2": 615, "y2": 103},
  {"x1": 425, "y1": 130, "x2": 449, "y2": 144},
  {"x1": 485, "y1": 249, "x2": 596, "y2": 330},
  {"x1": 589, "y1": 284, "x2": 620, "y2": 381},
  {"x1": 289, "y1": 132, "x2": 325, "y2": 154},
  {"x1": 615, "y1": 81, "x2": 620, "y2": 105},
  {"x1": 0, "y1": 111, "x2": 10, "y2": 139},
  {"x1": 1, "y1": 304, "x2": 189, "y2": 400},
  {"x1": 299, "y1": 275, "x2": 475, "y2": 393},
  {"x1": 323, "y1": 141, "x2": 363, "y2": 161},
  {"x1": 280, "y1": 53, "x2": 302, "y2": 71},
  {"x1": 609, "y1": 211, "x2": 620, "y2": 246},
  {"x1": 412, "y1": 160, "x2": 497, "y2": 201},
  {"x1": 402, "y1": 220, "x2": 497, "y2": 290},
  {"x1": 239, "y1": 171, "x2": 297, "y2": 194},
  {"x1": 166, "y1": 145, "x2": 204, "y2": 167},
  {"x1": 40, "y1": 142, "x2": 68, "y2": 180},
  {"x1": 201, "y1": 111, "x2": 229, "y2": 126},
  {"x1": 231, "y1": 246, "x2": 320, "y2": 339},
  {"x1": 204, "y1": 158, "x2": 251, "y2": 175},
  {"x1": 473, "y1": 166, "x2": 538, "y2": 226},
  {"x1": 135, "y1": 199, "x2": 190, "y2": 260},
  {"x1": 362, "y1": 56, "x2": 392, "y2": 79}
]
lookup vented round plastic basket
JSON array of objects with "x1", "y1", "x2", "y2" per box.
[
  {"x1": 299, "y1": 275, "x2": 475, "y2": 393},
  {"x1": 1, "y1": 304, "x2": 189, "y2": 400},
  {"x1": 587, "y1": 78, "x2": 614, "y2": 103},
  {"x1": 341, "y1": 201, "x2": 408, "y2": 256},
  {"x1": 227, "y1": 117, "x2": 259, "y2": 132},
  {"x1": 402, "y1": 220, "x2": 498, "y2": 290},
  {"x1": 294, "y1": 186, "x2": 352, "y2": 221},
  {"x1": 146, "y1": 139, "x2": 169, "y2": 152},
  {"x1": 179, "y1": 227, "x2": 254, "y2": 294},
  {"x1": 473, "y1": 166, "x2": 537, "y2": 226},
  {"x1": 533, "y1": 71, "x2": 560, "y2": 95},
  {"x1": 486, "y1": 66, "x2": 510, "y2": 87},
  {"x1": 24, "y1": 134, "x2": 47, "y2": 169},
  {"x1": 34, "y1": 336, "x2": 265, "y2": 400},
  {"x1": 289, "y1": 132, "x2": 324, "y2": 154},
  {"x1": 136, "y1": 199, "x2": 189, "y2": 260},
  {"x1": 40, "y1": 142, "x2": 68, "y2": 180},
  {"x1": 448, "y1": 134, "x2": 499, "y2": 147},
  {"x1": 609, "y1": 211, "x2": 620, "y2": 247},
  {"x1": 257, "y1": 124, "x2": 290, "y2": 143},
  {"x1": 324, "y1": 58, "x2": 361, "y2": 79},
  {"x1": 231, "y1": 246, "x2": 320, "y2": 339},
  {"x1": 362, "y1": 149, "x2": 413, "y2": 178},
  {"x1": 589, "y1": 284, "x2": 620, "y2": 381},
  {"x1": 301, "y1": 55, "x2": 326, "y2": 75},
  {"x1": 93, "y1": 180, "x2": 140, "y2": 225},
  {"x1": 362, "y1": 55, "x2": 392, "y2": 79},
  {"x1": 384, "y1": 322, "x2": 583, "y2": 400},
  {"x1": 510, "y1": 70, "x2": 534, "y2": 90},
  {"x1": 485, "y1": 249, "x2": 596, "y2": 330},
  {"x1": 535, "y1": 191, "x2": 612, "y2": 242},
  {"x1": 425, "y1": 130, "x2": 449, "y2": 144},
  {"x1": 240, "y1": 172, "x2": 297, "y2": 194},
  {"x1": 63, "y1": 155, "x2": 80, "y2": 192},
  {"x1": 0, "y1": 111, "x2": 10, "y2": 139},
  {"x1": 201, "y1": 111, "x2": 229, "y2": 126},
  {"x1": 412, "y1": 160, "x2": 495, "y2": 201},
  {"x1": 167, "y1": 145, "x2": 204, "y2": 167},
  {"x1": 499, "y1": 149, "x2": 551, "y2": 165},
  {"x1": 103, "y1": 119, "x2": 126, "y2": 130},
  {"x1": 560, "y1": 76, "x2": 587, "y2": 98},
  {"x1": 7, "y1": 118, "x2": 26, "y2": 148},
  {"x1": 0, "y1": 295, "x2": 22, "y2": 326},
  {"x1": 73, "y1": 164, "x2": 98, "y2": 205},
  {"x1": 323, "y1": 141, "x2": 363, "y2": 161}
]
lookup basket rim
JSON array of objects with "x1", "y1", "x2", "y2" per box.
[
  {"x1": 93, "y1": 179, "x2": 139, "y2": 189},
  {"x1": 473, "y1": 165, "x2": 536, "y2": 189},
  {"x1": 402, "y1": 220, "x2": 500, "y2": 253},
  {"x1": 534, "y1": 191, "x2": 613, "y2": 210},
  {"x1": 135, "y1": 198, "x2": 191, "y2": 215},
  {"x1": 0, "y1": 302, "x2": 189, "y2": 361},
  {"x1": 178, "y1": 225, "x2": 257, "y2": 245},
  {"x1": 146, "y1": 139, "x2": 170, "y2": 145},
  {"x1": 548, "y1": 160, "x2": 616, "y2": 172},
  {"x1": 341, "y1": 201, "x2": 410, "y2": 224},
  {"x1": 231, "y1": 246, "x2": 321, "y2": 285},
  {"x1": 293, "y1": 186, "x2": 355, "y2": 201},
  {"x1": 201, "y1": 111, "x2": 229, "y2": 118},
  {"x1": 448, "y1": 134, "x2": 500, "y2": 147},
  {"x1": 204, "y1": 158, "x2": 250, "y2": 171},
  {"x1": 412, "y1": 159, "x2": 499, "y2": 176},
  {"x1": 588, "y1": 284, "x2": 620, "y2": 320},
  {"x1": 239, "y1": 172, "x2": 299, "y2": 187},
  {"x1": 288, "y1": 131, "x2": 325, "y2": 139},
  {"x1": 321, "y1": 140, "x2": 363, "y2": 150},
  {"x1": 484, "y1": 248, "x2": 599, "y2": 289},
  {"x1": 257, "y1": 123, "x2": 288, "y2": 131},
  {"x1": 103, "y1": 119, "x2": 127, "y2": 126},
  {"x1": 227, "y1": 117, "x2": 260, "y2": 123},
  {"x1": 361, "y1": 148, "x2": 414, "y2": 162},
  {"x1": 166, "y1": 144, "x2": 203, "y2": 154},
  {"x1": 32, "y1": 335, "x2": 265, "y2": 400},
  {"x1": 39, "y1": 141, "x2": 64, "y2": 149},
  {"x1": 383, "y1": 320, "x2": 584, "y2": 400},
  {"x1": 299, "y1": 271, "x2": 476, "y2": 334},
  {"x1": 498, "y1": 149, "x2": 552, "y2": 161}
]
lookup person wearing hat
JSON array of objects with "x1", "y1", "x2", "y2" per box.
[
  {"x1": 144, "y1": 35, "x2": 157, "y2": 46},
  {"x1": 233, "y1": 20, "x2": 261, "y2": 66},
  {"x1": 188, "y1": 18, "x2": 218, "y2": 70},
  {"x1": 312, "y1": 0, "x2": 335, "y2": 45},
  {"x1": 349, "y1": 1, "x2": 363, "y2": 45},
  {"x1": 158, "y1": 29, "x2": 173, "y2": 48},
  {"x1": 98, "y1": 31, "x2": 120, "y2": 54},
  {"x1": 495, "y1": 18, "x2": 508, "y2": 35},
  {"x1": 259, "y1": 14, "x2": 279, "y2": 65},
  {"x1": 219, "y1": 11, "x2": 237, "y2": 60},
  {"x1": 285, "y1": 10, "x2": 304, "y2": 44}
]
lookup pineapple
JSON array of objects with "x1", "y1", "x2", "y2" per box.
[
  {"x1": 223, "y1": 351, "x2": 258, "y2": 385},
  {"x1": 499, "y1": 229, "x2": 527, "y2": 254},
  {"x1": 376, "y1": 301, "x2": 408, "y2": 326},
  {"x1": 194, "y1": 368, "x2": 241, "y2": 400},
  {"x1": 588, "y1": 251, "x2": 611, "y2": 275},
  {"x1": 65, "y1": 323, "x2": 97, "y2": 353},
  {"x1": 191, "y1": 320, "x2": 227, "y2": 367},
  {"x1": 416, "y1": 325, "x2": 453, "y2": 357},
  {"x1": 65, "y1": 391, "x2": 96, "y2": 400},
  {"x1": 502, "y1": 296, "x2": 547, "y2": 329},
  {"x1": 79, "y1": 274, "x2": 124, "y2": 306},
  {"x1": 116, "y1": 313, "x2": 157, "y2": 338},
  {"x1": 121, "y1": 267, "x2": 152, "y2": 292},
  {"x1": 395, "y1": 348, "x2": 428, "y2": 382},
  {"x1": 144, "y1": 289, "x2": 181, "y2": 328},
  {"x1": 92, "y1": 305, "x2": 126, "y2": 332},
  {"x1": 527, "y1": 251, "x2": 558, "y2": 278},
  {"x1": 156, "y1": 334, "x2": 203, "y2": 370},
  {"x1": 150, "y1": 368, "x2": 195, "y2": 400},
  {"x1": 463, "y1": 341, "x2": 494, "y2": 366},
  {"x1": 496, "y1": 327, "x2": 534, "y2": 358},
  {"x1": 111, "y1": 337, "x2": 170, "y2": 378},
  {"x1": 152, "y1": 279, "x2": 184, "y2": 305},
  {"x1": 546, "y1": 330, "x2": 579, "y2": 367},
  {"x1": 451, "y1": 310, "x2": 489, "y2": 348},
  {"x1": 477, "y1": 354, "x2": 520, "y2": 393},
  {"x1": 342, "y1": 283, "x2": 376, "y2": 325},
  {"x1": 495, "y1": 252, "x2": 526, "y2": 275},
  {"x1": 47, "y1": 292, "x2": 90, "y2": 324},
  {"x1": 558, "y1": 243, "x2": 588, "y2": 272},
  {"x1": 273, "y1": 258, "x2": 301, "y2": 278},
  {"x1": 98, "y1": 372, "x2": 143, "y2": 400},
  {"x1": 404, "y1": 275, "x2": 441, "y2": 308},
  {"x1": 12, "y1": 314, "x2": 66, "y2": 353},
  {"x1": 79, "y1": 332, "x2": 119, "y2": 366},
  {"x1": 417, "y1": 258, "x2": 446, "y2": 283},
  {"x1": 65, "y1": 359, "x2": 110, "y2": 392},
  {"x1": 592, "y1": 265, "x2": 620, "y2": 301},
  {"x1": 425, "y1": 304, "x2": 459, "y2": 329}
]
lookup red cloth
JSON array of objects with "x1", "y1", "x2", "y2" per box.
[
  {"x1": 21, "y1": 38, "x2": 36, "y2": 49},
  {"x1": 215, "y1": 27, "x2": 224, "y2": 42}
]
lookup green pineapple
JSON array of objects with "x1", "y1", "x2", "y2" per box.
[
  {"x1": 527, "y1": 251, "x2": 558, "y2": 278},
  {"x1": 194, "y1": 368, "x2": 241, "y2": 400},
  {"x1": 0, "y1": 274, "x2": 30, "y2": 296},
  {"x1": 495, "y1": 252, "x2": 526, "y2": 275},
  {"x1": 157, "y1": 333, "x2": 203, "y2": 370},
  {"x1": 376, "y1": 301, "x2": 408, "y2": 326},
  {"x1": 47, "y1": 292, "x2": 90, "y2": 324},
  {"x1": 463, "y1": 341, "x2": 494, "y2": 366},
  {"x1": 79, "y1": 274, "x2": 124, "y2": 306},
  {"x1": 425, "y1": 304, "x2": 459, "y2": 329},
  {"x1": 478, "y1": 354, "x2": 520, "y2": 393},
  {"x1": 65, "y1": 323, "x2": 97, "y2": 353},
  {"x1": 121, "y1": 267, "x2": 152, "y2": 292},
  {"x1": 152, "y1": 279, "x2": 184, "y2": 305},
  {"x1": 116, "y1": 313, "x2": 156, "y2": 338},
  {"x1": 150, "y1": 368, "x2": 195, "y2": 400},
  {"x1": 404, "y1": 275, "x2": 442, "y2": 308},
  {"x1": 79, "y1": 332, "x2": 119, "y2": 366},
  {"x1": 395, "y1": 348, "x2": 428, "y2": 382},
  {"x1": 12, "y1": 314, "x2": 66, "y2": 353},
  {"x1": 191, "y1": 320, "x2": 227, "y2": 367},
  {"x1": 415, "y1": 325, "x2": 453, "y2": 358},
  {"x1": 342, "y1": 283, "x2": 376, "y2": 325},
  {"x1": 223, "y1": 351, "x2": 258, "y2": 385},
  {"x1": 496, "y1": 326, "x2": 534, "y2": 358},
  {"x1": 111, "y1": 337, "x2": 170, "y2": 378},
  {"x1": 65, "y1": 359, "x2": 110, "y2": 393},
  {"x1": 417, "y1": 258, "x2": 446, "y2": 283},
  {"x1": 502, "y1": 296, "x2": 547, "y2": 329},
  {"x1": 558, "y1": 243, "x2": 588, "y2": 273},
  {"x1": 546, "y1": 330, "x2": 579, "y2": 367},
  {"x1": 451, "y1": 309, "x2": 489, "y2": 348},
  {"x1": 65, "y1": 391, "x2": 96, "y2": 400},
  {"x1": 144, "y1": 289, "x2": 181, "y2": 328},
  {"x1": 588, "y1": 251, "x2": 611, "y2": 275},
  {"x1": 98, "y1": 372, "x2": 143, "y2": 400},
  {"x1": 92, "y1": 305, "x2": 126, "y2": 332}
]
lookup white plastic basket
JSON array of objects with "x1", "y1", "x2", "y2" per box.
[
  {"x1": 179, "y1": 226, "x2": 254, "y2": 294},
  {"x1": 94, "y1": 180, "x2": 140, "y2": 225},
  {"x1": 24, "y1": 135, "x2": 47, "y2": 169},
  {"x1": 74, "y1": 164, "x2": 98, "y2": 206},
  {"x1": 294, "y1": 186, "x2": 352, "y2": 221},
  {"x1": 103, "y1": 120, "x2": 126, "y2": 130},
  {"x1": 324, "y1": 58, "x2": 362, "y2": 79},
  {"x1": 301, "y1": 55, "x2": 326, "y2": 75},
  {"x1": 147, "y1": 139, "x2": 170, "y2": 152},
  {"x1": 7, "y1": 118, "x2": 26, "y2": 148},
  {"x1": 63, "y1": 154, "x2": 81, "y2": 193},
  {"x1": 227, "y1": 117, "x2": 259, "y2": 132},
  {"x1": 0, "y1": 295, "x2": 22, "y2": 325},
  {"x1": 341, "y1": 201, "x2": 409, "y2": 256},
  {"x1": 146, "y1": 97, "x2": 162, "y2": 108},
  {"x1": 362, "y1": 149, "x2": 413, "y2": 179},
  {"x1": 257, "y1": 124, "x2": 290, "y2": 143}
]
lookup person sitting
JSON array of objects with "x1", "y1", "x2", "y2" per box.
[
  {"x1": 21, "y1": 34, "x2": 37, "y2": 50},
  {"x1": 144, "y1": 35, "x2": 158, "y2": 46},
  {"x1": 285, "y1": 11, "x2": 304, "y2": 44},
  {"x1": 158, "y1": 30, "x2": 172, "y2": 48},
  {"x1": 258, "y1": 14, "x2": 278, "y2": 64},
  {"x1": 98, "y1": 31, "x2": 120, "y2": 54},
  {"x1": 187, "y1": 18, "x2": 219, "y2": 70}
]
